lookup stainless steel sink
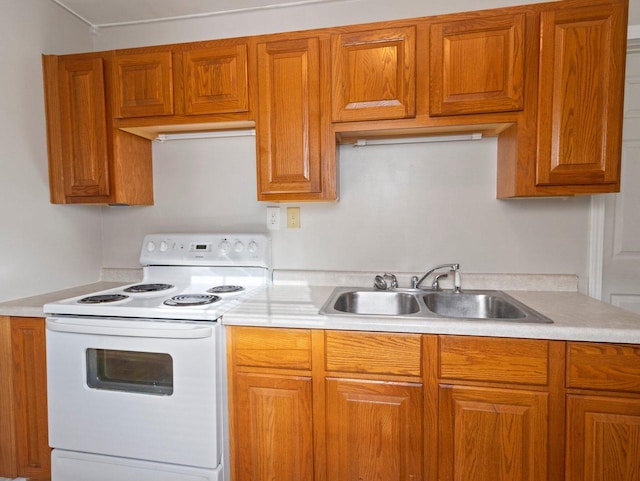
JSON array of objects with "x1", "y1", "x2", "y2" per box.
[
  {"x1": 423, "y1": 292, "x2": 527, "y2": 319},
  {"x1": 332, "y1": 290, "x2": 421, "y2": 316},
  {"x1": 320, "y1": 288, "x2": 552, "y2": 323}
]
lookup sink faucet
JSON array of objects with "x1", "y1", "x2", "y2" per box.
[
  {"x1": 411, "y1": 264, "x2": 462, "y2": 292},
  {"x1": 374, "y1": 273, "x2": 399, "y2": 290}
]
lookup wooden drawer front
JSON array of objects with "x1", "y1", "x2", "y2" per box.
[
  {"x1": 231, "y1": 327, "x2": 311, "y2": 370},
  {"x1": 567, "y1": 342, "x2": 640, "y2": 393},
  {"x1": 325, "y1": 331, "x2": 421, "y2": 377},
  {"x1": 440, "y1": 335, "x2": 549, "y2": 386}
]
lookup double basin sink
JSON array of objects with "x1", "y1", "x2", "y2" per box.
[{"x1": 320, "y1": 288, "x2": 552, "y2": 323}]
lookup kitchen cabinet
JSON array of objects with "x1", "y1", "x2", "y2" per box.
[
  {"x1": 535, "y1": 1, "x2": 626, "y2": 191},
  {"x1": 437, "y1": 335, "x2": 565, "y2": 481},
  {"x1": 256, "y1": 36, "x2": 336, "y2": 201},
  {"x1": 331, "y1": 25, "x2": 416, "y2": 122},
  {"x1": 429, "y1": 13, "x2": 525, "y2": 115},
  {"x1": 113, "y1": 40, "x2": 251, "y2": 119},
  {"x1": 498, "y1": 0, "x2": 628, "y2": 197},
  {"x1": 227, "y1": 327, "x2": 423, "y2": 481},
  {"x1": 566, "y1": 342, "x2": 640, "y2": 481},
  {"x1": 113, "y1": 51, "x2": 174, "y2": 118},
  {"x1": 0, "y1": 317, "x2": 50, "y2": 481},
  {"x1": 42, "y1": 53, "x2": 153, "y2": 205},
  {"x1": 227, "y1": 327, "x2": 314, "y2": 481}
]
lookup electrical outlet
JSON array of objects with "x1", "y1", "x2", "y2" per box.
[
  {"x1": 287, "y1": 207, "x2": 301, "y2": 229},
  {"x1": 266, "y1": 206, "x2": 280, "y2": 230}
]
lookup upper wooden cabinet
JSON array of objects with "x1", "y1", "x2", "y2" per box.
[
  {"x1": 256, "y1": 36, "x2": 336, "y2": 201},
  {"x1": 113, "y1": 51, "x2": 174, "y2": 118},
  {"x1": 181, "y1": 44, "x2": 249, "y2": 116},
  {"x1": 42, "y1": 53, "x2": 153, "y2": 205},
  {"x1": 429, "y1": 13, "x2": 526, "y2": 115},
  {"x1": 331, "y1": 26, "x2": 416, "y2": 122},
  {"x1": 536, "y1": 1, "x2": 626, "y2": 191}
]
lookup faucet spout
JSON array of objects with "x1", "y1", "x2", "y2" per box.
[{"x1": 412, "y1": 263, "x2": 462, "y2": 292}]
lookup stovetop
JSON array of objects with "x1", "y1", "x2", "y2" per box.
[{"x1": 44, "y1": 233, "x2": 271, "y2": 321}]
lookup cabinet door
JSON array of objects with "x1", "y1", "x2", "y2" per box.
[
  {"x1": 326, "y1": 378, "x2": 423, "y2": 481},
  {"x1": 331, "y1": 26, "x2": 415, "y2": 122},
  {"x1": 430, "y1": 13, "x2": 525, "y2": 115},
  {"x1": 440, "y1": 385, "x2": 548, "y2": 481},
  {"x1": 567, "y1": 395, "x2": 640, "y2": 481},
  {"x1": 11, "y1": 318, "x2": 50, "y2": 480},
  {"x1": 182, "y1": 44, "x2": 249, "y2": 115},
  {"x1": 536, "y1": 2, "x2": 626, "y2": 188},
  {"x1": 234, "y1": 373, "x2": 313, "y2": 481},
  {"x1": 49, "y1": 54, "x2": 111, "y2": 202},
  {"x1": 256, "y1": 37, "x2": 324, "y2": 199},
  {"x1": 113, "y1": 51, "x2": 174, "y2": 118}
]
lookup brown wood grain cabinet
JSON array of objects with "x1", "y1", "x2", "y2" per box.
[
  {"x1": 113, "y1": 51, "x2": 174, "y2": 118},
  {"x1": 429, "y1": 13, "x2": 526, "y2": 116},
  {"x1": 256, "y1": 36, "x2": 336, "y2": 201},
  {"x1": 42, "y1": 0, "x2": 628, "y2": 203},
  {"x1": 566, "y1": 342, "x2": 640, "y2": 481},
  {"x1": 331, "y1": 26, "x2": 416, "y2": 122},
  {"x1": 0, "y1": 317, "x2": 50, "y2": 481},
  {"x1": 42, "y1": 53, "x2": 153, "y2": 205},
  {"x1": 437, "y1": 335, "x2": 565, "y2": 481},
  {"x1": 228, "y1": 329, "x2": 640, "y2": 481},
  {"x1": 535, "y1": 1, "x2": 627, "y2": 192}
]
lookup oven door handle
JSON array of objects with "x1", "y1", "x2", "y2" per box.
[{"x1": 46, "y1": 318, "x2": 213, "y2": 339}]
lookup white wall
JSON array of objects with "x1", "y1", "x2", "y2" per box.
[
  {"x1": 0, "y1": 1, "x2": 102, "y2": 302},
  {"x1": 96, "y1": 0, "x2": 592, "y2": 291}
]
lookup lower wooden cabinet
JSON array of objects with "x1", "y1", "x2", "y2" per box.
[
  {"x1": 439, "y1": 385, "x2": 548, "y2": 481},
  {"x1": 234, "y1": 372, "x2": 313, "y2": 481},
  {"x1": 227, "y1": 327, "x2": 640, "y2": 481},
  {"x1": 326, "y1": 378, "x2": 423, "y2": 481},
  {"x1": 0, "y1": 317, "x2": 50, "y2": 480}
]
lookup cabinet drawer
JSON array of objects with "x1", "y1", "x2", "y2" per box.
[
  {"x1": 325, "y1": 331, "x2": 421, "y2": 377},
  {"x1": 567, "y1": 342, "x2": 640, "y2": 393},
  {"x1": 439, "y1": 335, "x2": 550, "y2": 386},
  {"x1": 230, "y1": 327, "x2": 312, "y2": 370}
]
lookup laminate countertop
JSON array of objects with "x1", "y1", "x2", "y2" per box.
[{"x1": 222, "y1": 285, "x2": 640, "y2": 344}]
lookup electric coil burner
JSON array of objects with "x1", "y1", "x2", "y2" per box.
[
  {"x1": 207, "y1": 285, "x2": 245, "y2": 294},
  {"x1": 78, "y1": 294, "x2": 129, "y2": 304},
  {"x1": 124, "y1": 283, "x2": 174, "y2": 293},
  {"x1": 163, "y1": 294, "x2": 221, "y2": 306}
]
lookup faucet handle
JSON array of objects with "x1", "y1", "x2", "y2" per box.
[
  {"x1": 432, "y1": 273, "x2": 448, "y2": 290},
  {"x1": 383, "y1": 273, "x2": 399, "y2": 289},
  {"x1": 373, "y1": 275, "x2": 387, "y2": 290}
]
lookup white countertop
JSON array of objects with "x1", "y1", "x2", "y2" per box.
[
  {"x1": 222, "y1": 285, "x2": 640, "y2": 344},
  {"x1": 2, "y1": 270, "x2": 640, "y2": 344}
]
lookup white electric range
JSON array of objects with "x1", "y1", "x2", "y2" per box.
[{"x1": 43, "y1": 233, "x2": 270, "y2": 481}]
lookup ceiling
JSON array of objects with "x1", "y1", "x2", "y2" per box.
[{"x1": 50, "y1": 0, "x2": 350, "y2": 27}]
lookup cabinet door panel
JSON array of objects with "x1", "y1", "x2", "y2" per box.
[
  {"x1": 537, "y1": 3, "x2": 626, "y2": 187},
  {"x1": 57, "y1": 56, "x2": 111, "y2": 200},
  {"x1": 332, "y1": 26, "x2": 416, "y2": 122},
  {"x1": 113, "y1": 51, "x2": 173, "y2": 118},
  {"x1": 430, "y1": 13, "x2": 525, "y2": 115},
  {"x1": 440, "y1": 385, "x2": 548, "y2": 481},
  {"x1": 256, "y1": 38, "x2": 322, "y2": 197},
  {"x1": 234, "y1": 373, "x2": 313, "y2": 481},
  {"x1": 567, "y1": 395, "x2": 640, "y2": 481},
  {"x1": 183, "y1": 44, "x2": 249, "y2": 115},
  {"x1": 11, "y1": 318, "x2": 50, "y2": 479},
  {"x1": 326, "y1": 378, "x2": 422, "y2": 481}
]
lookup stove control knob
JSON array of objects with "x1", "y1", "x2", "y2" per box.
[
  {"x1": 146, "y1": 241, "x2": 156, "y2": 253},
  {"x1": 218, "y1": 240, "x2": 232, "y2": 254},
  {"x1": 248, "y1": 241, "x2": 258, "y2": 253},
  {"x1": 159, "y1": 241, "x2": 169, "y2": 252},
  {"x1": 234, "y1": 241, "x2": 244, "y2": 253}
]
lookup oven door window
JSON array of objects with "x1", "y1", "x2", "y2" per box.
[{"x1": 86, "y1": 349, "x2": 173, "y2": 395}]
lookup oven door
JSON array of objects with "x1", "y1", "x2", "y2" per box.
[{"x1": 45, "y1": 316, "x2": 222, "y2": 470}]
